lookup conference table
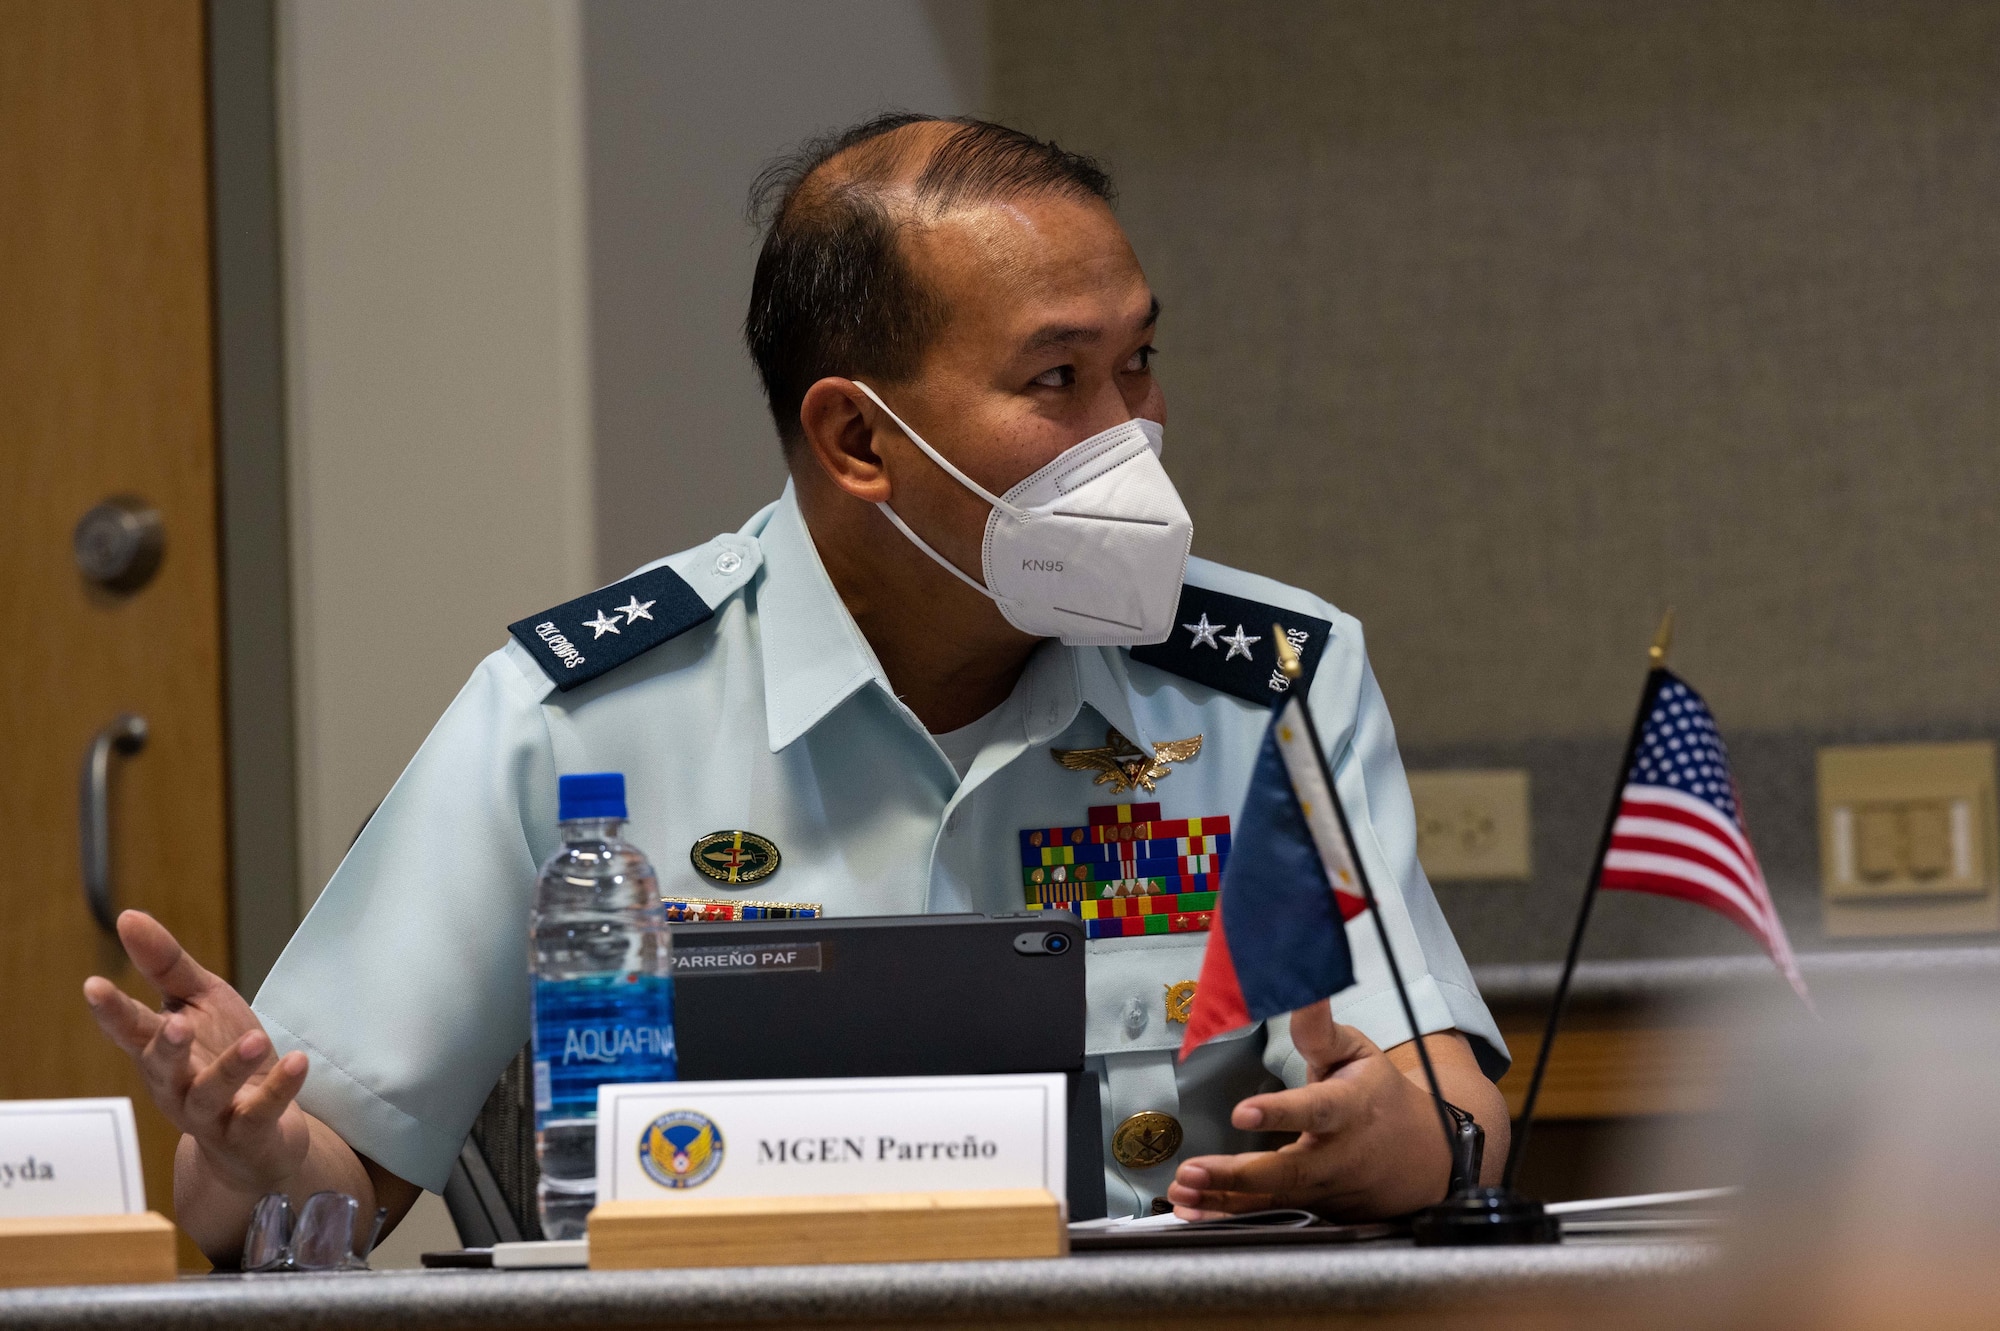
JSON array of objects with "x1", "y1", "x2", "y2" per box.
[{"x1": 0, "y1": 1236, "x2": 1707, "y2": 1330}]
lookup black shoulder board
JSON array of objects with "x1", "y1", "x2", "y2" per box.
[
  {"x1": 1127, "y1": 583, "x2": 1333, "y2": 706},
  {"x1": 508, "y1": 564, "x2": 712, "y2": 692}
]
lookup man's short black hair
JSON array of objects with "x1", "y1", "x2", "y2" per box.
[{"x1": 744, "y1": 113, "x2": 1114, "y2": 450}]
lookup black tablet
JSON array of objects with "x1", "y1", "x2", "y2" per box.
[{"x1": 670, "y1": 912, "x2": 1103, "y2": 1218}]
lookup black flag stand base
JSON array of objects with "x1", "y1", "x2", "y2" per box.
[
  {"x1": 1413, "y1": 1188, "x2": 1560, "y2": 1246},
  {"x1": 1411, "y1": 1095, "x2": 1558, "y2": 1245}
]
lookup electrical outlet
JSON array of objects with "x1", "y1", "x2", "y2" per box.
[
  {"x1": 1407, "y1": 769, "x2": 1531, "y2": 882},
  {"x1": 1818, "y1": 742, "x2": 1998, "y2": 938}
]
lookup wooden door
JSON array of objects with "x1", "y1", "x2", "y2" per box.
[{"x1": 0, "y1": 0, "x2": 233, "y2": 1268}]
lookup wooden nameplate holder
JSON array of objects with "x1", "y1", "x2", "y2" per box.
[
  {"x1": 0, "y1": 1212, "x2": 179, "y2": 1289},
  {"x1": 588, "y1": 1188, "x2": 1067, "y2": 1269}
]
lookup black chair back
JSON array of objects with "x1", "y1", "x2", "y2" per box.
[{"x1": 442, "y1": 1047, "x2": 541, "y2": 1244}]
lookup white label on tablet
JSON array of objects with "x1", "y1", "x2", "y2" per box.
[
  {"x1": 0, "y1": 1098, "x2": 146, "y2": 1217},
  {"x1": 597, "y1": 1074, "x2": 1066, "y2": 1206}
]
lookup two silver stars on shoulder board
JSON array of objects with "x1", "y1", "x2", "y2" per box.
[
  {"x1": 584, "y1": 596, "x2": 656, "y2": 638},
  {"x1": 1183, "y1": 612, "x2": 1259, "y2": 661}
]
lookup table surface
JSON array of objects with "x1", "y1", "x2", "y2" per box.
[
  {"x1": 1469, "y1": 944, "x2": 2000, "y2": 1006},
  {"x1": 0, "y1": 1237, "x2": 1709, "y2": 1329},
  {"x1": 26, "y1": 941, "x2": 1902, "y2": 1326}
]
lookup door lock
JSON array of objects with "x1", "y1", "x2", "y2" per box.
[{"x1": 73, "y1": 496, "x2": 164, "y2": 592}]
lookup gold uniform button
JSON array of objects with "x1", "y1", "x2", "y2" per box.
[{"x1": 1111, "y1": 1111, "x2": 1183, "y2": 1170}]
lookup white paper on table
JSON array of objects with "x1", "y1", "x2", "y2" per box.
[
  {"x1": 1068, "y1": 1211, "x2": 1187, "y2": 1233},
  {"x1": 1542, "y1": 1187, "x2": 1737, "y2": 1215}
]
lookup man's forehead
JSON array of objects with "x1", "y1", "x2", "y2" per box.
[{"x1": 910, "y1": 197, "x2": 1152, "y2": 346}]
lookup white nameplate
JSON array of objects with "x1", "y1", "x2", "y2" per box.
[
  {"x1": 596, "y1": 1074, "x2": 1066, "y2": 1206},
  {"x1": 0, "y1": 1098, "x2": 146, "y2": 1218}
]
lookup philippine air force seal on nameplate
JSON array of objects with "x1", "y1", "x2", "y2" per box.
[
  {"x1": 639, "y1": 1110, "x2": 725, "y2": 1189},
  {"x1": 689, "y1": 830, "x2": 781, "y2": 887}
]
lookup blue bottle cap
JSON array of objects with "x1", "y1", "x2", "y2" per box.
[{"x1": 558, "y1": 772, "x2": 626, "y2": 821}]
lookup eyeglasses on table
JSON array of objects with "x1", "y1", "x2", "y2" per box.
[{"x1": 242, "y1": 1190, "x2": 388, "y2": 1272}]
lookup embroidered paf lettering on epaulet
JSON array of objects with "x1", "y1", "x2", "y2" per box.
[
  {"x1": 1126, "y1": 584, "x2": 1333, "y2": 706},
  {"x1": 507, "y1": 564, "x2": 713, "y2": 691}
]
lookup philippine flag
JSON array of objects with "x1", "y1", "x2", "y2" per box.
[{"x1": 1180, "y1": 695, "x2": 1369, "y2": 1058}]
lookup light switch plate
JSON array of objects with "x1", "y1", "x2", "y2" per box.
[
  {"x1": 1408, "y1": 769, "x2": 1531, "y2": 882},
  {"x1": 1817, "y1": 742, "x2": 1998, "y2": 938}
]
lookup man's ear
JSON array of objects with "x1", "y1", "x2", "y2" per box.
[{"x1": 798, "y1": 377, "x2": 892, "y2": 504}]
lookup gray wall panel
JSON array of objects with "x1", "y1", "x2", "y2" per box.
[
  {"x1": 995, "y1": 0, "x2": 2000, "y2": 959},
  {"x1": 994, "y1": 0, "x2": 2000, "y2": 749},
  {"x1": 584, "y1": 0, "x2": 987, "y2": 579}
]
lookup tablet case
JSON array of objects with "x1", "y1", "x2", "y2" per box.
[{"x1": 671, "y1": 912, "x2": 1103, "y2": 1219}]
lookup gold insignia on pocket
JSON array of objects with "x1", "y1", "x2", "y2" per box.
[
  {"x1": 1111, "y1": 1111, "x2": 1184, "y2": 1169},
  {"x1": 1164, "y1": 980, "x2": 1197, "y2": 1024},
  {"x1": 689, "y1": 830, "x2": 781, "y2": 885},
  {"x1": 1051, "y1": 728, "x2": 1203, "y2": 795}
]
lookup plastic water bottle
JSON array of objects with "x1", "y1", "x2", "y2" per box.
[{"x1": 530, "y1": 773, "x2": 675, "y2": 1240}]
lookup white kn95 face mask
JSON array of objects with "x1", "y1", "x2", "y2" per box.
[{"x1": 853, "y1": 382, "x2": 1193, "y2": 646}]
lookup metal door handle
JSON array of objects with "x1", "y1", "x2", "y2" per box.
[{"x1": 80, "y1": 713, "x2": 148, "y2": 933}]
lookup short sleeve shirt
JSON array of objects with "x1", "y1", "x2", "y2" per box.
[{"x1": 253, "y1": 482, "x2": 1506, "y2": 1215}]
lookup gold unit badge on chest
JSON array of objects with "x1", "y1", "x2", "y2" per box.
[
  {"x1": 1051, "y1": 727, "x2": 1203, "y2": 795},
  {"x1": 689, "y1": 829, "x2": 781, "y2": 885}
]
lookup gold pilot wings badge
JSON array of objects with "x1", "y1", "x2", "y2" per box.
[{"x1": 1050, "y1": 727, "x2": 1203, "y2": 796}]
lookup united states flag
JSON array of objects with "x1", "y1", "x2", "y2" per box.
[{"x1": 1600, "y1": 672, "x2": 1810, "y2": 1002}]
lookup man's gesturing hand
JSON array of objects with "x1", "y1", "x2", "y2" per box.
[
  {"x1": 1166, "y1": 1002, "x2": 1468, "y2": 1221},
  {"x1": 82, "y1": 910, "x2": 311, "y2": 1196}
]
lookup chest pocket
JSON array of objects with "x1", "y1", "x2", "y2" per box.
[{"x1": 1084, "y1": 934, "x2": 1258, "y2": 1056}]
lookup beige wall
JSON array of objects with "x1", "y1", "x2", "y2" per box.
[
  {"x1": 995, "y1": 0, "x2": 2000, "y2": 750},
  {"x1": 278, "y1": 0, "x2": 597, "y2": 912},
  {"x1": 277, "y1": 0, "x2": 598, "y2": 1255}
]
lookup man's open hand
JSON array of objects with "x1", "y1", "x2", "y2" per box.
[
  {"x1": 83, "y1": 910, "x2": 312, "y2": 1196},
  {"x1": 1167, "y1": 1001, "x2": 1492, "y2": 1220}
]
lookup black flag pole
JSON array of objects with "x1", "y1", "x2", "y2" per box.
[
  {"x1": 1500, "y1": 610, "x2": 1676, "y2": 1191},
  {"x1": 1273, "y1": 629, "x2": 1553, "y2": 1244},
  {"x1": 1270, "y1": 627, "x2": 1459, "y2": 1163}
]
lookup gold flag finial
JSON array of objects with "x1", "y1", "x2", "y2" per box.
[
  {"x1": 1648, "y1": 608, "x2": 1675, "y2": 669},
  {"x1": 1274, "y1": 622, "x2": 1303, "y2": 681}
]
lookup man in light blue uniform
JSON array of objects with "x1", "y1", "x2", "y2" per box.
[{"x1": 86, "y1": 114, "x2": 1509, "y2": 1258}]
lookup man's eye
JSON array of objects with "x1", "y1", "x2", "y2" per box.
[
  {"x1": 1123, "y1": 345, "x2": 1157, "y2": 373},
  {"x1": 1032, "y1": 365, "x2": 1077, "y2": 389}
]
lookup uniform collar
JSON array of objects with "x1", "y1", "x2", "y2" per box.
[
  {"x1": 756, "y1": 483, "x2": 888, "y2": 753},
  {"x1": 755, "y1": 481, "x2": 1159, "y2": 760},
  {"x1": 1068, "y1": 644, "x2": 1159, "y2": 758}
]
